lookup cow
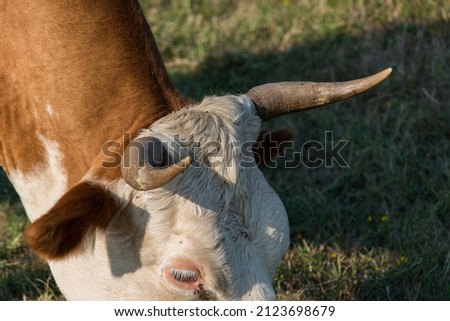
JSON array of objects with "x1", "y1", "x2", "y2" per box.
[{"x1": 0, "y1": 0, "x2": 391, "y2": 300}]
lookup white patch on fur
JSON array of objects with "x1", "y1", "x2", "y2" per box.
[
  {"x1": 8, "y1": 133, "x2": 68, "y2": 221},
  {"x1": 45, "y1": 102, "x2": 54, "y2": 117}
]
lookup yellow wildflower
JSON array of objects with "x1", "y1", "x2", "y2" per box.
[{"x1": 395, "y1": 256, "x2": 408, "y2": 265}]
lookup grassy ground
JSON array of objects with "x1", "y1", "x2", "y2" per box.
[{"x1": 1, "y1": 0, "x2": 449, "y2": 300}]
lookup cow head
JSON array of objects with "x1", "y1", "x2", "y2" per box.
[{"x1": 25, "y1": 69, "x2": 391, "y2": 300}]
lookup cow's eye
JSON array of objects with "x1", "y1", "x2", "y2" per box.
[{"x1": 169, "y1": 268, "x2": 198, "y2": 283}]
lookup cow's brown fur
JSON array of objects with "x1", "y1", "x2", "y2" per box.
[{"x1": 0, "y1": 0, "x2": 188, "y2": 186}]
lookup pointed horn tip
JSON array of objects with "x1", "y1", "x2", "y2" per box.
[
  {"x1": 375, "y1": 67, "x2": 393, "y2": 81},
  {"x1": 357, "y1": 67, "x2": 392, "y2": 90}
]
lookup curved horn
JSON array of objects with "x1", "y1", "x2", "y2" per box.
[
  {"x1": 121, "y1": 137, "x2": 192, "y2": 191},
  {"x1": 247, "y1": 68, "x2": 392, "y2": 121}
]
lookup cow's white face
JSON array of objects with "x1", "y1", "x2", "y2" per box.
[{"x1": 28, "y1": 95, "x2": 290, "y2": 300}]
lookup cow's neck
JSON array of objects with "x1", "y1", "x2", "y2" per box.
[{"x1": 0, "y1": 0, "x2": 187, "y2": 219}]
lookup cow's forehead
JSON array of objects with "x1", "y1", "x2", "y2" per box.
[
  {"x1": 148, "y1": 95, "x2": 259, "y2": 136},
  {"x1": 142, "y1": 95, "x2": 260, "y2": 156},
  {"x1": 138, "y1": 95, "x2": 260, "y2": 188}
]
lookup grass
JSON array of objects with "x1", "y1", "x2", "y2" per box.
[{"x1": 1, "y1": 0, "x2": 449, "y2": 300}]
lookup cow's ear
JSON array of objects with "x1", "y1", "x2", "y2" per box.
[
  {"x1": 25, "y1": 181, "x2": 117, "y2": 261},
  {"x1": 253, "y1": 128, "x2": 293, "y2": 167}
]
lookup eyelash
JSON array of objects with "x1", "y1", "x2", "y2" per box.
[{"x1": 169, "y1": 268, "x2": 199, "y2": 283}]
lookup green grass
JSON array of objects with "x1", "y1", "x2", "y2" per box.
[{"x1": 1, "y1": 0, "x2": 449, "y2": 300}]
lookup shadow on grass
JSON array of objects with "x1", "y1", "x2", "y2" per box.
[
  {"x1": 0, "y1": 170, "x2": 19, "y2": 204},
  {"x1": 0, "y1": 17, "x2": 448, "y2": 300}
]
